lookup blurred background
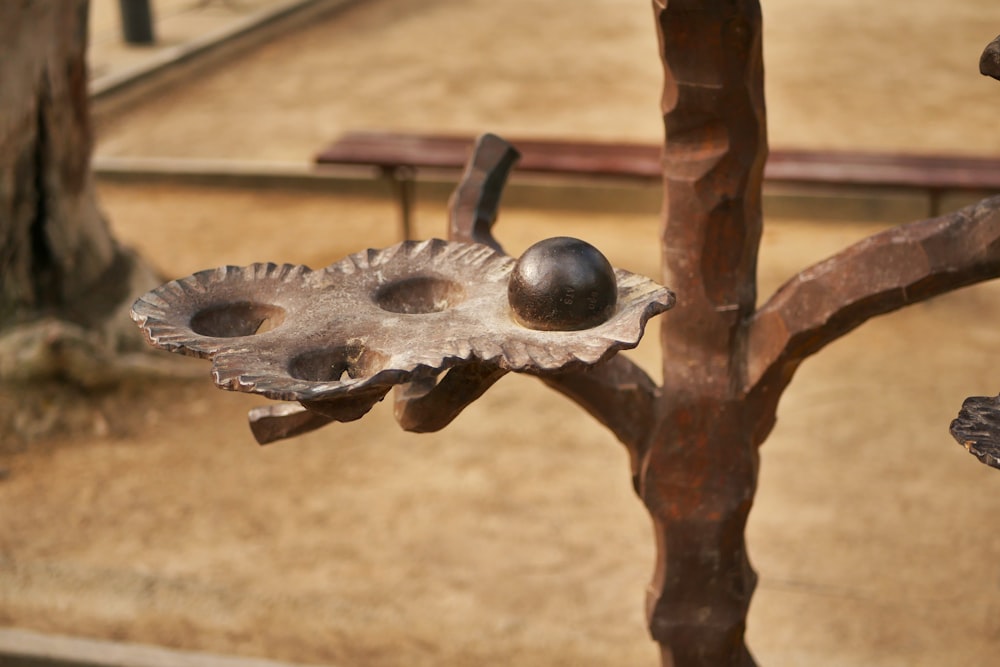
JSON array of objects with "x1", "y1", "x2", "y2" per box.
[{"x1": 3, "y1": 1, "x2": 1000, "y2": 666}]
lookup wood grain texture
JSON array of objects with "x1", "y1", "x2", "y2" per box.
[{"x1": 641, "y1": 3, "x2": 766, "y2": 665}]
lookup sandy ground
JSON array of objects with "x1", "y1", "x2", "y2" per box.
[
  {"x1": 3, "y1": 1, "x2": 1000, "y2": 666},
  {"x1": 91, "y1": 0, "x2": 1000, "y2": 163}
]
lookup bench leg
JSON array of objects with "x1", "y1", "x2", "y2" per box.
[
  {"x1": 381, "y1": 166, "x2": 416, "y2": 240},
  {"x1": 929, "y1": 188, "x2": 943, "y2": 218}
]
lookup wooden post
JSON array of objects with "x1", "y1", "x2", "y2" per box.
[{"x1": 641, "y1": 2, "x2": 767, "y2": 664}]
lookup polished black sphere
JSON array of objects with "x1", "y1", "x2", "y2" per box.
[{"x1": 507, "y1": 237, "x2": 618, "y2": 331}]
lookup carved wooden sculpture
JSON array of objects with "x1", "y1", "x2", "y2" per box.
[{"x1": 133, "y1": 4, "x2": 1000, "y2": 666}]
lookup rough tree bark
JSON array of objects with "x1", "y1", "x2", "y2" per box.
[{"x1": 0, "y1": 0, "x2": 162, "y2": 386}]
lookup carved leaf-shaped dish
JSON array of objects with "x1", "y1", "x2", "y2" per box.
[{"x1": 131, "y1": 239, "x2": 674, "y2": 415}]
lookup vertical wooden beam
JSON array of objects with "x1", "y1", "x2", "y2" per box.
[{"x1": 641, "y1": 2, "x2": 767, "y2": 665}]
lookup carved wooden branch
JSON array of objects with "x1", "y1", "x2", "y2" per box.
[
  {"x1": 447, "y1": 133, "x2": 519, "y2": 253},
  {"x1": 541, "y1": 356, "x2": 660, "y2": 482},
  {"x1": 747, "y1": 195, "x2": 1000, "y2": 393}
]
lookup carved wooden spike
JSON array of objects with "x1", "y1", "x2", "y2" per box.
[{"x1": 448, "y1": 133, "x2": 520, "y2": 253}]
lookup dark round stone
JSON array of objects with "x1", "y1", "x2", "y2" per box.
[{"x1": 507, "y1": 237, "x2": 618, "y2": 331}]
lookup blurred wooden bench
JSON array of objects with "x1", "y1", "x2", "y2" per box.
[
  {"x1": 765, "y1": 151, "x2": 1000, "y2": 214},
  {"x1": 315, "y1": 132, "x2": 662, "y2": 239},
  {"x1": 315, "y1": 131, "x2": 1000, "y2": 238}
]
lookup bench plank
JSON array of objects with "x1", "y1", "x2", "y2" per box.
[
  {"x1": 317, "y1": 131, "x2": 1000, "y2": 192},
  {"x1": 765, "y1": 150, "x2": 1000, "y2": 192},
  {"x1": 316, "y1": 132, "x2": 662, "y2": 180}
]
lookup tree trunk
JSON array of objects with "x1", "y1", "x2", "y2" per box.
[
  {"x1": 641, "y1": 2, "x2": 767, "y2": 665},
  {"x1": 0, "y1": 1, "x2": 162, "y2": 384}
]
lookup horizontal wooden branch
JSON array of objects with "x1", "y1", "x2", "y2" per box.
[
  {"x1": 541, "y1": 355, "x2": 660, "y2": 482},
  {"x1": 386, "y1": 355, "x2": 660, "y2": 464},
  {"x1": 747, "y1": 195, "x2": 1000, "y2": 392}
]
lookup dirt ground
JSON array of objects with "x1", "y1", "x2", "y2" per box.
[
  {"x1": 88, "y1": 0, "x2": 1000, "y2": 163},
  {"x1": 4, "y1": 1, "x2": 1000, "y2": 666}
]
